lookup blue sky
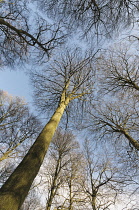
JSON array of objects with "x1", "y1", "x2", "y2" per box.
[{"x1": 0, "y1": 69, "x2": 33, "y2": 107}]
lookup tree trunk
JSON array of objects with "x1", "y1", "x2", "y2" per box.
[
  {"x1": 46, "y1": 158, "x2": 61, "y2": 210},
  {"x1": 69, "y1": 181, "x2": 73, "y2": 210},
  {"x1": 92, "y1": 197, "x2": 96, "y2": 210},
  {"x1": 0, "y1": 99, "x2": 69, "y2": 210},
  {"x1": 45, "y1": 185, "x2": 56, "y2": 210}
]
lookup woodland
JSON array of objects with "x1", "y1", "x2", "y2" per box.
[{"x1": 0, "y1": 1, "x2": 139, "y2": 209}]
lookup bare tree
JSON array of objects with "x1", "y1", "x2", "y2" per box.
[
  {"x1": 80, "y1": 139, "x2": 119, "y2": 210},
  {"x1": 0, "y1": 90, "x2": 41, "y2": 161},
  {"x1": 88, "y1": 46, "x2": 139, "y2": 151},
  {"x1": 38, "y1": 0, "x2": 139, "y2": 38},
  {"x1": 97, "y1": 47, "x2": 139, "y2": 95},
  {"x1": 59, "y1": 151, "x2": 84, "y2": 210},
  {"x1": 0, "y1": 0, "x2": 67, "y2": 66},
  {"x1": 83, "y1": 45, "x2": 139, "y2": 208},
  {"x1": 44, "y1": 129, "x2": 78, "y2": 210},
  {"x1": 0, "y1": 48, "x2": 95, "y2": 209},
  {"x1": 87, "y1": 99, "x2": 139, "y2": 151}
]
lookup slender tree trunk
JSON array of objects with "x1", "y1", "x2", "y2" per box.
[
  {"x1": 46, "y1": 191, "x2": 55, "y2": 210},
  {"x1": 45, "y1": 181, "x2": 56, "y2": 210},
  {"x1": 69, "y1": 181, "x2": 73, "y2": 210},
  {"x1": 92, "y1": 195, "x2": 96, "y2": 210},
  {"x1": 46, "y1": 158, "x2": 61, "y2": 210},
  {"x1": 0, "y1": 98, "x2": 69, "y2": 210}
]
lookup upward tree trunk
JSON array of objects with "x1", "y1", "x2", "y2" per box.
[
  {"x1": 0, "y1": 99, "x2": 69, "y2": 210},
  {"x1": 92, "y1": 195, "x2": 96, "y2": 210},
  {"x1": 46, "y1": 186, "x2": 56, "y2": 210},
  {"x1": 46, "y1": 158, "x2": 61, "y2": 210},
  {"x1": 69, "y1": 181, "x2": 73, "y2": 210}
]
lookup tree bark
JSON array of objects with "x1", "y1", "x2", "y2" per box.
[{"x1": 0, "y1": 98, "x2": 69, "y2": 210}]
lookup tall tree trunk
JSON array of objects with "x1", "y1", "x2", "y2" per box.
[
  {"x1": 46, "y1": 158, "x2": 61, "y2": 210},
  {"x1": 46, "y1": 190, "x2": 55, "y2": 210},
  {"x1": 45, "y1": 181, "x2": 56, "y2": 210},
  {"x1": 0, "y1": 98, "x2": 69, "y2": 210}
]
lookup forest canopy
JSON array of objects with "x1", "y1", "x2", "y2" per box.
[{"x1": 0, "y1": 1, "x2": 139, "y2": 210}]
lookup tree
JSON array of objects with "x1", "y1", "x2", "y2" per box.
[
  {"x1": 83, "y1": 45, "x2": 139, "y2": 208},
  {"x1": 0, "y1": 48, "x2": 95, "y2": 210},
  {"x1": 0, "y1": 90, "x2": 41, "y2": 161},
  {"x1": 96, "y1": 47, "x2": 139, "y2": 95},
  {"x1": 0, "y1": 0, "x2": 67, "y2": 66},
  {"x1": 80, "y1": 139, "x2": 119, "y2": 210},
  {"x1": 87, "y1": 46, "x2": 139, "y2": 151},
  {"x1": 59, "y1": 150, "x2": 84, "y2": 210},
  {"x1": 87, "y1": 99, "x2": 139, "y2": 151},
  {"x1": 38, "y1": 0, "x2": 139, "y2": 38},
  {"x1": 44, "y1": 129, "x2": 79, "y2": 210}
]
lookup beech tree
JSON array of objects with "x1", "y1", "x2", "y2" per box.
[
  {"x1": 82, "y1": 46, "x2": 139, "y2": 208},
  {"x1": 97, "y1": 47, "x2": 139, "y2": 95},
  {"x1": 0, "y1": 48, "x2": 95, "y2": 210},
  {"x1": 0, "y1": 0, "x2": 67, "y2": 66},
  {"x1": 0, "y1": 90, "x2": 41, "y2": 161},
  {"x1": 44, "y1": 129, "x2": 79, "y2": 210},
  {"x1": 81, "y1": 139, "x2": 119, "y2": 210},
  {"x1": 38, "y1": 0, "x2": 139, "y2": 37},
  {"x1": 87, "y1": 99, "x2": 139, "y2": 151},
  {"x1": 59, "y1": 150, "x2": 84, "y2": 210},
  {"x1": 88, "y1": 46, "x2": 139, "y2": 151}
]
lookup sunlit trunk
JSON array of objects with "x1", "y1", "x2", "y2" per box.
[{"x1": 0, "y1": 99, "x2": 69, "y2": 210}]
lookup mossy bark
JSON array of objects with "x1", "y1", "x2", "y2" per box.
[{"x1": 0, "y1": 99, "x2": 69, "y2": 210}]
